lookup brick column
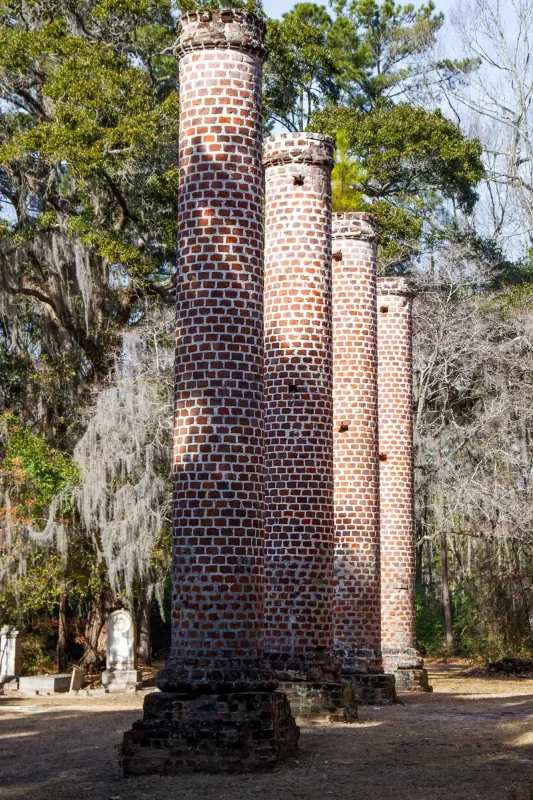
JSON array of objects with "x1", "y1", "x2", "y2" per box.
[
  {"x1": 332, "y1": 213, "x2": 396, "y2": 706},
  {"x1": 262, "y1": 134, "x2": 357, "y2": 722},
  {"x1": 122, "y1": 11, "x2": 298, "y2": 773},
  {"x1": 377, "y1": 277, "x2": 430, "y2": 693}
]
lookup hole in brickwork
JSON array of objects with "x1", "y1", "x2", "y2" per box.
[
  {"x1": 293, "y1": 174, "x2": 305, "y2": 186},
  {"x1": 288, "y1": 384, "x2": 299, "y2": 393},
  {"x1": 333, "y1": 250, "x2": 343, "y2": 261},
  {"x1": 339, "y1": 423, "x2": 349, "y2": 433},
  {"x1": 379, "y1": 452, "x2": 388, "y2": 461},
  {"x1": 380, "y1": 305, "x2": 389, "y2": 313}
]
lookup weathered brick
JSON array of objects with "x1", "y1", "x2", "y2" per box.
[
  {"x1": 377, "y1": 277, "x2": 430, "y2": 692},
  {"x1": 263, "y1": 133, "x2": 337, "y2": 671},
  {"x1": 167, "y1": 8, "x2": 268, "y2": 684},
  {"x1": 332, "y1": 213, "x2": 382, "y2": 671},
  {"x1": 122, "y1": 11, "x2": 299, "y2": 772},
  {"x1": 261, "y1": 134, "x2": 356, "y2": 722}
]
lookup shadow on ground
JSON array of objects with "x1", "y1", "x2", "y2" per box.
[{"x1": 1, "y1": 669, "x2": 533, "y2": 800}]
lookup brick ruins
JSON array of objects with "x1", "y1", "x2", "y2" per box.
[
  {"x1": 263, "y1": 133, "x2": 357, "y2": 722},
  {"x1": 122, "y1": 7, "x2": 427, "y2": 776},
  {"x1": 332, "y1": 213, "x2": 396, "y2": 705},
  {"x1": 121, "y1": 10, "x2": 299, "y2": 775},
  {"x1": 378, "y1": 278, "x2": 430, "y2": 693}
]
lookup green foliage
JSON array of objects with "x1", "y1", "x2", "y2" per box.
[
  {"x1": 331, "y1": 0, "x2": 477, "y2": 106},
  {"x1": 417, "y1": 555, "x2": 533, "y2": 661},
  {"x1": 0, "y1": 412, "x2": 79, "y2": 521},
  {"x1": 264, "y1": 4, "x2": 343, "y2": 131},
  {"x1": 264, "y1": 0, "x2": 478, "y2": 129},
  {"x1": 331, "y1": 129, "x2": 365, "y2": 211},
  {"x1": 416, "y1": 586, "x2": 445, "y2": 654},
  {"x1": 20, "y1": 632, "x2": 56, "y2": 676},
  {"x1": 0, "y1": 0, "x2": 180, "y2": 259},
  {"x1": 0, "y1": 0, "x2": 180, "y2": 428},
  {"x1": 312, "y1": 104, "x2": 484, "y2": 268}
]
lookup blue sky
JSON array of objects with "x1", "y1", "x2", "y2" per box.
[{"x1": 263, "y1": 0, "x2": 291, "y2": 17}]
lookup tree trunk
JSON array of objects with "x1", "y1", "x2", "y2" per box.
[
  {"x1": 79, "y1": 587, "x2": 113, "y2": 673},
  {"x1": 57, "y1": 591, "x2": 68, "y2": 673},
  {"x1": 137, "y1": 594, "x2": 152, "y2": 665},
  {"x1": 440, "y1": 531, "x2": 454, "y2": 649}
]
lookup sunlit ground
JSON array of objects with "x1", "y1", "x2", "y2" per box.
[{"x1": 1, "y1": 664, "x2": 533, "y2": 800}]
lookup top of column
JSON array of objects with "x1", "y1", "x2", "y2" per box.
[
  {"x1": 175, "y1": 8, "x2": 267, "y2": 61},
  {"x1": 263, "y1": 132, "x2": 335, "y2": 168},
  {"x1": 332, "y1": 212, "x2": 378, "y2": 242},
  {"x1": 377, "y1": 275, "x2": 416, "y2": 297}
]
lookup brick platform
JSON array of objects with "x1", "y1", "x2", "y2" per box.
[
  {"x1": 377, "y1": 277, "x2": 430, "y2": 693},
  {"x1": 348, "y1": 673, "x2": 398, "y2": 706},
  {"x1": 279, "y1": 681, "x2": 358, "y2": 724},
  {"x1": 121, "y1": 10, "x2": 298, "y2": 773},
  {"x1": 122, "y1": 691, "x2": 299, "y2": 775},
  {"x1": 262, "y1": 133, "x2": 355, "y2": 721}
]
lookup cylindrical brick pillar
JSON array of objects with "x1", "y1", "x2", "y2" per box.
[
  {"x1": 164, "y1": 8, "x2": 268, "y2": 688},
  {"x1": 263, "y1": 133, "x2": 341, "y2": 687},
  {"x1": 377, "y1": 276, "x2": 430, "y2": 693},
  {"x1": 332, "y1": 213, "x2": 381, "y2": 669},
  {"x1": 331, "y1": 215, "x2": 397, "y2": 706},
  {"x1": 122, "y1": 11, "x2": 299, "y2": 773}
]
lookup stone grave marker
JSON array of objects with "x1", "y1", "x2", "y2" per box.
[
  {"x1": 0, "y1": 626, "x2": 22, "y2": 690},
  {"x1": 102, "y1": 609, "x2": 142, "y2": 692},
  {"x1": 70, "y1": 666, "x2": 84, "y2": 692}
]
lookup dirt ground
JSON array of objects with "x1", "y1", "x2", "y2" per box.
[{"x1": 2, "y1": 663, "x2": 533, "y2": 800}]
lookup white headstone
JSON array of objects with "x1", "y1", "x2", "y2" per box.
[
  {"x1": 0, "y1": 626, "x2": 22, "y2": 679},
  {"x1": 101, "y1": 610, "x2": 141, "y2": 692},
  {"x1": 107, "y1": 609, "x2": 136, "y2": 670}
]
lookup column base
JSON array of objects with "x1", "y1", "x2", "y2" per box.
[
  {"x1": 382, "y1": 649, "x2": 432, "y2": 693},
  {"x1": 265, "y1": 648, "x2": 342, "y2": 682},
  {"x1": 121, "y1": 690, "x2": 299, "y2": 775},
  {"x1": 279, "y1": 680, "x2": 358, "y2": 723},
  {"x1": 335, "y1": 647, "x2": 383, "y2": 674},
  {"x1": 343, "y1": 672, "x2": 397, "y2": 706},
  {"x1": 102, "y1": 668, "x2": 142, "y2": 693}
]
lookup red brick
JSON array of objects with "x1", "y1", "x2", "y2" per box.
[
  {"x1": 263, "y1": 134, "x2": 337, "y2": 669},
  {"x1": 332, "y1": 213, "x2": 382, "y2": 671}
]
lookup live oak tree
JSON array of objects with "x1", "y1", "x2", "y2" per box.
[{"x1": 0, "y1": 0, "x2": 180, "y2": 444}]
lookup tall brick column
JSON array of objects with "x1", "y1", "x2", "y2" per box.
[
  {"x1": 377, "y1": 276, "x2": 430, "y2": 693},
  {"x1": 262, "y1": 134, "x2": 357, "y2": 722},
  {"x1": 332, "y1": 213, "x2": 396, "y2": 706},
  {"x1": 122, "y1": 11, "x2": 298, "y2": 773}
]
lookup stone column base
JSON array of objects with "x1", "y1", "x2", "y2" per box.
[
  {"x1": 344, "y1": 673, "x2": 397, "y2": 706},
  {"x1": 382, "y1": 650, "x2": 432, "y2": 693},
  {"x1": 121, "y1": 690, "x2": 299, "y2": 775},
  {"x1": 391, "y1": 667, "x2": 432, "y2": 693},
  {"x1": 279, "y1": 681, "x2": 358, "y2": 723},
  {"x1": 102, "y1": 668, "x2": 142, "y2": 693}
]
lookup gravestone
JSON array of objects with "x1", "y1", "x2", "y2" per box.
[
  {"x1": 70, "y1": 666, "x2": 84, "y2": 692},
  {"x1": 102, "y1": 609, "x2": 142, "y2": 692},
  {"x1": 0, "y1": 626, "x2": 22, "y2": 690},
  {"x1": 19, "y1": 674, "x2": 71, "y2": 694}
]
